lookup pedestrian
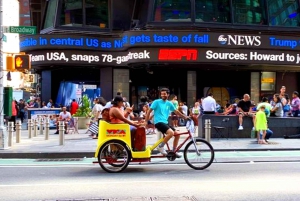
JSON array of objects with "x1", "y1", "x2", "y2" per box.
[
  {"x1": 70, "y1": 99, "x2": 79, "y2": 115},
  {"x1": 255, "y1": 105, "x2": 268, "y2": 144}
]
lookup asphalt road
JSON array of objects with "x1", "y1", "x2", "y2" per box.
[{"x1": 0, "y1": 159, "x2": 300, "y2": 201}]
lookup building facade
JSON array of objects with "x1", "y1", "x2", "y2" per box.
[{"x1": 20, "y1": 0, "x2": 300, "y2": 108}]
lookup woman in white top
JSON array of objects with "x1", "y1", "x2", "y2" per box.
[
  {"x1": 270, "y1": 94, "x2": 283, "y2": 117},
  {"x1": 191, "y1": 102, "x2": 201, "y2": 126}
]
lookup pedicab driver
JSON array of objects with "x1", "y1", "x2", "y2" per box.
[{"x1": 144, "y1": 88, "x2": 190, "y2": 158}]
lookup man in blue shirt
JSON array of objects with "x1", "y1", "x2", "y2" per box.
[{"x1": 144, "y1": 88, "x2": 189, "y2": 158}]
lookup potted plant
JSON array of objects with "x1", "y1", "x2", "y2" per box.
[{"x1": 73, "y1": 95, "x2": 92, "y2": 129}]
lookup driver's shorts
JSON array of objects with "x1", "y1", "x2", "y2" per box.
[{"x1": 155, "y1": 122, "x2": 175, "y2": 134}]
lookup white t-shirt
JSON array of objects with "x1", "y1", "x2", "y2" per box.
[
  {"x1": 93, "y1": 104, "x2": 104, "y2": 119},
  {"x1": 202, "y1": 96, "x2": 217, "y2": 112},
  {"x1": 59, "y1": 111, "x2": 71, "y2": 120}
]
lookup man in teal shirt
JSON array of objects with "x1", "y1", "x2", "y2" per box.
[{"x1": 144, "y1": 88, "x2": 189, "y2": 158}]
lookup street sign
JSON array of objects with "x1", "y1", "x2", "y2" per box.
[{"x1": 8, "y1": 26, "x2": 36, "y2": 34}]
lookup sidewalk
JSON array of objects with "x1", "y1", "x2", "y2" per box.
[{"x1": 0, "y1": 126, "x2": 300, "y2": 159}]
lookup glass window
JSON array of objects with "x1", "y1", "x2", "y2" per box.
[
  {"x1": 60, "y1": 0, "x2": 83, "y2": 27},
  {"x1": 86, "y1": 0, "x2": 109, "y2": 28},
  {"x1": 268, "y1": 0, "x2": 300, "y2": 27},
  {"x1": 60, "y1": 0, "x2": 108, "y2": 28},
  {"x1": 261, "y1": 72, "x2": 276, "y2": 91},
  {"x1": 195, "y1": 0, "x2": 231, "y2": 23},
  {"x1": 232, "y1": 0, "x2": 266, "y2": 25},
  {"x1": 153, "y1": 0, "x2": 192, "y2": 22},
  {"x1": 44, "y1": 0, "x2": 58, "y2": 29}
]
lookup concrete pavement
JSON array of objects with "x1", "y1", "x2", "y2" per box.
[{"x1": 0, "y1": 126, "x2": 300, "y2": 159}]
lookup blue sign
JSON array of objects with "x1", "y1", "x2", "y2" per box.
[
  {"x1": 28, "y1": 109, "x2": 61, "y2": 120},
  {"x1": 20, "y1": 32, "x2": 211, "y2": 51}
]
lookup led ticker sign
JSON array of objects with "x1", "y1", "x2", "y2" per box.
[
  {"x1": 158, "y1": 49, "x2": 198, "y2": 61},
  {"x1": 28, "y1": 48, "x2": 300, "y2": 66}
]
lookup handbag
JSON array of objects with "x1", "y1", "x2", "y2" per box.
[
  {"x1": 88, "y1": 122, "x2": 99, "y2": 134},
  {"x1": 283, "y1": 104, "x2": 291, "y2": 112}
]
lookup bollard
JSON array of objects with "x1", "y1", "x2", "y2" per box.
[
  {"x1": 28, "y1": 119, "x2": 32, "y2": 139},
  {"x1": 39, "y1": 117, "x2": 44, "y2": 135},
  {"x1": 208, "y1": 119, "x2": 211, "y2": 141},
  {"x1": 16, "y1": 120, "x2": 22, "y2": 143},
  {"x1": 45, "y1": 117, "x2": 50, "y2": 140},
  {"x1": 33, "y1": 119, "x2": 38, "y2": 137},
  {"x1": 59, "y1": 121, "x2": 65, "y2": 145},
  {"x1": 8, "y1": 122, "x2": 14, "y2": 147},
  {"x1": 205, "y1": 119, "x2": 211, "y2": 143}
]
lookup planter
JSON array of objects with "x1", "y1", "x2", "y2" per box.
[{"x1": 77, "y1": 117, "x2": 91, "y2": 129}]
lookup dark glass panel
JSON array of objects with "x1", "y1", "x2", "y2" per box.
[
  {"x1": 268, "y1": 0, "x2": 300, "y2": 27},
  {"x1": 232, "y1": 0, "x2": 267, "y2": 25},
  {"x1": 153, "y1": 0, "x2": 192, "y2": 22},
  {"x1": 195, "y1": 0, "x2": 231, "y2": 23}
]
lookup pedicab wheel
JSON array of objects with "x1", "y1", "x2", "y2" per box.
[
  {"x1": 183, "y1": 139, "x2": 214, "y2": 170},
  {"x1": 98, "y1": 140, "x2": 131, "y2": 173}
]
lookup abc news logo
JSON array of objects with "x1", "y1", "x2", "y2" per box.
[{"x1": 218, "y1": 35, "x2": 261, "y2": 46}]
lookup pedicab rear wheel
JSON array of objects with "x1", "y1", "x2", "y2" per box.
[{"x1": 98, "y1": 140, "x2": 131, "y2": 173}]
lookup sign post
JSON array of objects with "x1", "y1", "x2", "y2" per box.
[{"x1": 0, "y1": 0, "x2": 9, "y2": 149}]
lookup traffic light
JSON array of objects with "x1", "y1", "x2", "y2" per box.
[
  {"x1": 14, "y1": 54, "x2": 31, "y2": 71},
  {"x1": 6, "y1": 55, "x2": 15, "y2": 71}
]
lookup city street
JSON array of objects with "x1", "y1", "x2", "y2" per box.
[{"x1": 1, "y1": 158, "x2": 300, "y2": 201}]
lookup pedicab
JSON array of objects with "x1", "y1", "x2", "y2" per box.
[{"x1": 94, "y1": 119, "x2": 215, "y2": 173}]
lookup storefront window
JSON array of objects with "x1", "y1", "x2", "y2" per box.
[
  {"x1": 261, "y1": 72, "x2": 276, "y2": 91},
  {"x1": 195, "y1": 0, "x2": 231, "y2": 23},
  {"x1": 153, "y1": 0, "x2": 191, "y2": 22},
  {"x1": 44, "y1": 0, "x2": 58, "y2": 29},
  {"x1": 60, "y1": 0, "x2": 108, "y2": 28},
  {"x1": 268, "y1": 0, "x2": 300, "y2": 27},
  {"x1": 232, "y1": 0, "x2": 266, "y2": 25}
]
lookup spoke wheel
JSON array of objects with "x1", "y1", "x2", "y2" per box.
[
  {"x1": 184, "y1": 139, "x2": 214, "y2": 170},
  {"x1": 98, "y1": 141, "x2": 131, "y2": 173}
]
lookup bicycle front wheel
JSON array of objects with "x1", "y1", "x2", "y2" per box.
[{"x1": 184, "y1": 139, "x2": 214, "y2": 170}]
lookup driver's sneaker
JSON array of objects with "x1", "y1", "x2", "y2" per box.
[
  {"x1": 157, "y1": 146, "x2": 167, "y2": 156},
  {"x1": 175, "y1": 152, "x2": 182, "y2": 158}
]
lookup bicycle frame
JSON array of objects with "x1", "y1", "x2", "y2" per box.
[{"x1": 149, "y1": 120, "x2": 200, "y2": 156}]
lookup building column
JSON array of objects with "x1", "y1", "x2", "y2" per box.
[
  {"x1": 187, "y1": 71, "x2": 196, "y2": 108},
  {"x1": 100, "y1": 67, "x2": 113, "y2": 100},
  {"x1": 41, "y1": 70, "x2": 52, "y2": 102},
  {"x1": 250, "y1": 72, "x2": 260, "y2": 104},
  {"x1": 113, "y1": 69, "x2": 130, "y2": 98}
]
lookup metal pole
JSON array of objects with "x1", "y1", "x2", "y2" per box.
[
  {"x1": 208, "y1": 119, "x2": 211, "y2": 141},
  {"x1": 205, "y1": 119, "x2": 211, "y2": 143},
  {"x1": 0, "y1": 0, "x2": 9, "y2": 150},
  {"x1": 28, "y1": 119, "x2": 32, "y2": 138},
  {"x1": 39, "y1": 116, "x2": 44, "y2": 135},
  {"x1": 15, "y1": 120, "x2": 21, "y2": 143},
  {"x1": 59, "y1": 121, "x2": 65, "y2": 145},
  {"x1": 45, "y1": 117, "x2": 49, "y2": 140},
  {"x1": 8, "y1": 122, "x2": 13, "y2": 147},
  {"x1": 33, "y1": 119, "x2": 38, "y2": 137}
]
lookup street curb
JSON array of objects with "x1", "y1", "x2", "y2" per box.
[{"x1": 1, "y1": 148, "x2": 300, "y2": 159}]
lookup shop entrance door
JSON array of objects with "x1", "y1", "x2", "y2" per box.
[{"x1": 204, "y1": 87, "x2": 230, "y2": 108}]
